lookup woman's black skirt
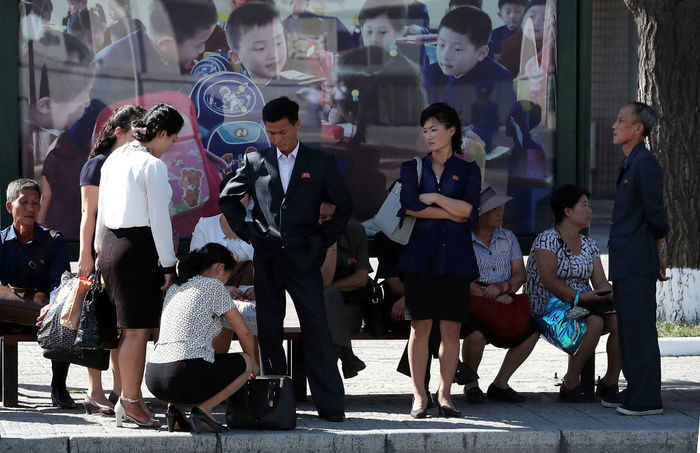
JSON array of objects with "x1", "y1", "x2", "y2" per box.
[
  {"x1": 100, "y1": 227, "x2": 163, "y2": 329},
  {"x1": 404, "y1": 272, "x2": 470, "y2": 322}
]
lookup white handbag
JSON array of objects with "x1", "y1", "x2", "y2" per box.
[{"x1": 373, "y1": 156, "x2": 422, "y2": 245}]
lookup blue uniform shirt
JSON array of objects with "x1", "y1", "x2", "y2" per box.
[
  {"x1": 398, "y1": 154, "x2": 481, "y2": 277},
  {"x1": 0, "y1": 223, "x2": 70, "y2": 297}
]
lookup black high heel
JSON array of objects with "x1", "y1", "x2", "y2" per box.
[
  {"x1": 189, "y1": 407, "x2": 228, "y2": 433},
  {"x1": 166, "y1": 405, "x2": 192, "y2": 432},
  {"x1": 435, "y1": 392, "x2": 461, "y2": 418},
  {"x1": 410, "y1": 396, "x2": 429, "y2": 419}
]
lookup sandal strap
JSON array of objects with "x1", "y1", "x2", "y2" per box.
[{"x1": 120, "y1": 396, "x2": 141, "y2": 404}]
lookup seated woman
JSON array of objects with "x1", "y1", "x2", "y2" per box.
[
  {"x1": 461, "y1": 186, "x2": 539, "y2": 404},
  {"x1": 526, "y1": 185, "x2": 621, "y2": 404},
  {"x1": 145, "y1": 243, "x2": 259, "y2": 433},
  {"x1": 190, "y1": 173, "x2": 255, "y2": 353}
]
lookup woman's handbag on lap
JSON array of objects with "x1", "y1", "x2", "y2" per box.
[
  {"x1": 37, "y1": 272, "x2": 110, "y2": 370},
  {"x1": 373, "y1": 157, "x2": 422, "y2": 245},
  {"x1": 74, "y1": 269, "x2": 120, "y2": 350},
  {"x1": 535, "y1": 295, "x2": 587, "y2": 355},
  {"x1": 226, "y1": 376, "x2": 296, "y2": 430},
  {"x1": 468, "y1": 292, "x2": 532, "y2": 342}
]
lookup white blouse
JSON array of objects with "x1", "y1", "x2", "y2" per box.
[
  {"x1": 94, "y1": 142, "x2": 177, "y2": 268},
  {"x1": 150, "y1": 275, "x2": 236, "y2": 363},
  {"x1": 190, "y1": 214, "x2": 254, "y2": 262}
]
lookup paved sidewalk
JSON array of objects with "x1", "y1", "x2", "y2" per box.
[{"x1": 1, "y1": 338, "x2": 698, "y2": 453}]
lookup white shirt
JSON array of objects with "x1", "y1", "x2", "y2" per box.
[
  {"x1": 94, "y1": 142, "x2": 177, "y2": 268},
  {"x1": 190, "y1": 214, "x2": 254, "y2": 262},
  {"x1": 277, "y1": 141, "x2": 299, "y2": 193}
]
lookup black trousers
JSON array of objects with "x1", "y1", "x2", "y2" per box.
[
  {"x1": 613, "y1": 273, "x2": 662, "y2": 410},
  {"x1": 253, "y1": 250, "x2": 344, "y2": 414}
]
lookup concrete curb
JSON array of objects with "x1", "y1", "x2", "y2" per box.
[
  {"x1": 659, "y1": 337, "x2": 700, "y2": 356},
  {"x1": 1, "y1": 429, "x2": 696, "y2": 453}
]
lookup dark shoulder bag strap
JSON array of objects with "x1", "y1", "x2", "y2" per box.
[{"x1": 12, "y1": 229, "x2": 54, "y2": 288}]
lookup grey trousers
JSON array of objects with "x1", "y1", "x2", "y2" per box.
[{"x1": 323, "y1": 287, "x2": 365, "y2": 349}]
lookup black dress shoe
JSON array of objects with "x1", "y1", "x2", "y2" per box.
[
  {"x1": 487, "y1": 383, "x2": 526, "y2": 403},
  {"x1": 559, "y1": 384, "x2": 594, "y2": 403},
  {"x1": 318, "y1": 411, "x2": 346, "y2": 422},
  {"x1": 190, "y1": 407, "x2": 228, "y2": 433},
  {"x1": 464, "y1": 386, "x2": 485, "y2": 404},
  {"x1": 453, "y1": 361, "x2": 479, "y2": 385},
  {"x1": 51, "y1": 387, "x2": 76, "y2": 409},
  {"x1": 339, "y1": 348, "x2": 366, "y2": 379},
  {"x1": 166, "y1": 405, "x2": 192, "y2": 432}
]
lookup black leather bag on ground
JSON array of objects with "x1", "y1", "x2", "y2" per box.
[
  {"x1": 226, "y1": 376, "x2": 296, "y2": 430},
  {"x1": 37, "y1": 272, "x2": 110, "y2": 370},
  {"x1": 74, "y1": 269, "x2": 120, "y2": 350}
]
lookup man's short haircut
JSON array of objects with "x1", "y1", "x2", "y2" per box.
[
  {"x1": 525, "y1": 0, "x2": 546, "y2": 13},
  {"x1": 225, "y1": 2, "x2": 280, "y2": 51},
  {"x1": 358, "y1": 0, "x2": 407, "y2": 32},
  {"x1": 551, "y1": 184, "x2": 590, "y2": 225},
  {"x1": 628, "y1": 102, "x2": 658, "y2": 137},
  {"x1": 449, "y1": 0, "x2": 482, "y2": 9},
  {"x1": 439, "y1": 6, "x2": 492, "y2": 48},
  {"x1": 499, "y1": 0, "x2": 527, "y2": 8},
  {"x1": 262, "y1": 97, "x2": 299, "y2": 124},
  {"x1": 6, "y1": 179, "x2": 41, "y2": 203},
  {"x1": 149, "y1": 0, "x2": 217, "y2": 43}
]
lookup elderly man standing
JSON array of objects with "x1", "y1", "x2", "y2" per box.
[
  {"x1": 608, "y1": 102, "x2": 669, "y2": 416},
  {"x1": 0, "y1": 179, "x2": 73, "y2": 408}
]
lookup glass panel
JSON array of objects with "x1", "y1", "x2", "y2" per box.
[{"x1": 17, "y1": 0, "x2": 556, "y2": 240}]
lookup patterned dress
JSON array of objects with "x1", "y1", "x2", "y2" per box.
[{"x1": 526, "y1": 228, "x2": 600, "y2": 315}]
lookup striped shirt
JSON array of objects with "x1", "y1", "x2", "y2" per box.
[{"x1": 471, "y1": 228, "x2": 522, "y2": 284}]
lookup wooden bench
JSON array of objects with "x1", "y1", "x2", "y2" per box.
[
  {"x1": 0, "y1": 332, "x2": 38, "y2": 407},
  {"x1": 282, "y1": 326, "x2": 596, "y2": 402}
]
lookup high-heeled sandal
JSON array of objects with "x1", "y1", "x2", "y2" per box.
[
  {"x1": 115, "y1": 397, "x2": 160, "y2": 428},
  {"x1": 166, "y1": 405, "x2": 192, "y2": 432},
  {"x1": 434, "y1": 392, "x2": 461, "y2": 418},
  {"x1": 409, "y1": 395, "x2": 430, "y2": 419},
  {"x1": 189, "y1": 407, "x2": 228, "y2": 433},
  {"x1": 84, "y1": 394, "x2": 115, "y2": 416}
]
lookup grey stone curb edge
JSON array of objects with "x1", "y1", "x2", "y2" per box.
[{"x1": 1, "y1": 429, "x2": 697, "y2": 453}]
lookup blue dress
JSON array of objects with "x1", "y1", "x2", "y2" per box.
[{"x1": 398, "y1": 154, "x2": 481, "y2": 321}]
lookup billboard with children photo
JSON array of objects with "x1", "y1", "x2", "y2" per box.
[{"x1": 18, "y1": 0, "x2": 556, "y2": 241}]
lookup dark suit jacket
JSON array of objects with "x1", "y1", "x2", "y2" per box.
[
  {"x1": 608, "y1": 142, "x2": 668, "y2": 281},
  {"x1": 219, "y1": 143, "x2": 352, "y2": 272}
]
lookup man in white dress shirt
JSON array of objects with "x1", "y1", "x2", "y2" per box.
[{"x1": 220, "y1": 97, "x2": 352, "y2": 422}]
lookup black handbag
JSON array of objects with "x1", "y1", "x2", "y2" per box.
[
  {"x1": 37, "y1": 272, "x2": 110, "y2": 370},
  {"x1": 74, "y1": 269, "x2": 120, "y2": 350},
  {"x1": 226, "y1": 376, "x2": 296, "y2": 430},
  {"x1": 363, "y1": 277, "x2": 386, "y2": 337}
]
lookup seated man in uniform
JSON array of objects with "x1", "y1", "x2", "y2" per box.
[
  {"x1": 0, "y1": 179, "x2": 73, "y2": 408},
  {"x1": 320, "y1": 203, "x2": 371, "y2": 378}
]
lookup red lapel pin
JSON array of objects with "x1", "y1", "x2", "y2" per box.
[
  {"x1": 302, "y1": 172, "x2": 311, "y2": 179},
  {"x1": 624, "y1": 179, "x2": 629, "y2": 184},
  {"x1": 452, "y1": 175, "x2": 460, "y2": 181}
]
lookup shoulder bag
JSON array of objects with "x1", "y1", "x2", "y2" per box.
[
  {"x1": 74, "y1": 269, "x2": 120, "y2": 350},
  {"x1": 373, "y1": 156, "x2": 422, "y2": 245}
]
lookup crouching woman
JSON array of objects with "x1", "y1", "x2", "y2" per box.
[{"x1": 145, "y1": 243, "x2": 259, "y2": 433}]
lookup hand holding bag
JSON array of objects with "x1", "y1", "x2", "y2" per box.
[
  {"x1": 373, "y1": 156, "x2": 422, "y2": 245},
  {"x1": 60, "y1": 276, "x2": 92, "y2": 330},
  {"x1": 226, "y1": 376, "x2": 296, "y2": 430},
  {"x1": 535, "y1": 293, "x2": 587, "y2": 356},
  {"x1": 37, "y1": 272, "x2": 110, "y2": 369},
  {"x1": 75, "y1": 269, "x2": 120, "y2": 350}
]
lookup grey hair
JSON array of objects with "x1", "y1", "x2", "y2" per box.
[
  {"x1": 628, "y1": 102, "x2": 658, "y2": 137},
  {"x1": 6, "y1": 178, "x2": 41, "y2": 203}
]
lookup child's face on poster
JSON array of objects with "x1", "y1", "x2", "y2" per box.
[
  {"x1": 230, "y1": 20, "x2": 287, "y2": 81},
  {"x1": 361, "y1": 15, "x2": 401, "y2": 52},
  {"x1": 177, "y1": 25, "x2": 216, "y2": 65},
  {"x1": 436, "y1": 27, "x2": 488, "y2": 77},
  {"x1": 498, "y1": 3, "x2": 526, "y2": 29}
]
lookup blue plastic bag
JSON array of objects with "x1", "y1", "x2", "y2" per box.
[{"x1": 536, "y1": 296, "x2": 587, "y2": 355}]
